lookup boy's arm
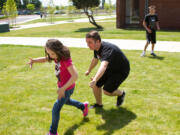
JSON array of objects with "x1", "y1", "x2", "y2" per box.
[
  {"x1": 143, "y1": 20, "x2": 152, "y2": 33},
  {"x1": 85, "y1": 58, "x2": 99, "y2": 76},
  {"x1": 93, "y1": 61, "x2": 108, "y2": 82},
  {"x1": 156, "y1": 15, "x2": 160, "y2": 30},
  {"x1": 156, "y1": 21, "x2": 160, "y2": 30},
  {"x1": 89, "y1": 61, "x2": 108, "y2": 88}
]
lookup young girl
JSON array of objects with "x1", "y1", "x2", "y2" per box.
[{"x1": 27, "y1": 39, "x2": 88, "y2": 135}]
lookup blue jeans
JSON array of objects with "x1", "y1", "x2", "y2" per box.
[{"x1": 49, "y1": 88, "x2": 84, "y2": 134}]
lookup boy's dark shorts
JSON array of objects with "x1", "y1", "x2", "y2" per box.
[
  {"x1": 146, "y1": 29, "x2": 156, "y2": 44},
  {"x1": 96, "y1": 69, "x2": 130, "y2": 93}
]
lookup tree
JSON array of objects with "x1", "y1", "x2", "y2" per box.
[
  {"x1": 0, "y1": 0, "x2": 6, "y2": 10},
  {"x1": 47, "y1": 0, "x2": 56, "y2": 24},
  {"x1": 101, "y1": 0, "x2": 105, "y2": 9},
  {"x1": 1, "y1": 0, "x2": 41, "y2": 10},
  {"x1": 2, "y1": 3, "x2": 7, "y2": 16},
  {"x1": 67, "y1": 5, "x2": 75, "y2": 16},
  {"x1": 27, "y1": 3, "x2": 35, "y2": 13},
  {"x1": 13, "y1": 0, "x2": 41, "y2": 9},
  {"x1": 3, "y1": 0, "x2": 18, "y2": 27},
  {"x1": 104, "y1": 0, "x2": 113, "y2": 15},
  {"x1": 31, "y1": 0, "x2": 41, "y2": 9},
  {"x1": 16, "y1": 0, "x2": 29, "y2": 9},
  {"x1": 14, "y1": 0, "x2": 23, "y2": 9},
  {"x1": 72, "y1": 0, "x2": 102, "y2": 29},
  {"x1": 56, "y1": 6, "x2": 60, "y2": 10}
]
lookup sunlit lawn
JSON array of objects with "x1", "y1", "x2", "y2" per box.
[
  {"x1": 0, "y1": 45, "x2": 179, "y2": 135},
  {"x1": 0, "y1": 21, "x2": 180, "y2": 41}
]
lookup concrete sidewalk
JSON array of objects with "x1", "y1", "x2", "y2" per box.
[{"x1": 0, "y1": 37, "x2": 180, "y2": 52}]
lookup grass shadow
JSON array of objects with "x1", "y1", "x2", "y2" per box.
[
  {"x1": 122, "y1": 27, "x2": 180, "y2": 32},
  {"x1": 64, "y1": 117, "x2": 89, "y2": 135},
  {"x1": 157, "y1": 29, "x2": 180, "y2": 32},
  {"x1": 67, "y1": 20, "x2": 75, "y2": 22},
  {"x1": 75, "y1": 27, "x2": 104, "y2": 33},
  {"x1": 95, "y1": 107, "x2": 136, "y2": 135},
  {"x1": 122, "y1": 27, "x2": 144, "y2": 31},
  {"x1": 147, "y1": 55, "x2": 165, "y2": 60}
]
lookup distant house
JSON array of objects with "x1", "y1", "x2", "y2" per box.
[{"x1": 116, "y1": 0, "x2": 180, "y2": 29}]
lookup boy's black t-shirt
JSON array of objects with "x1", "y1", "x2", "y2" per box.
[
  {"x1": 94, "y1": 41, "x2": 130, "y2": 73},
  {"x1": 145, "y1": 14, "x2": 159, "y2": 30}
]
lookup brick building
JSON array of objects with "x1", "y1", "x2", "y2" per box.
[{"x1": 116, "y1": 0, "x2": 180, "y2": 29}]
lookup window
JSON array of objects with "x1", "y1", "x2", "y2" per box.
[{"x1": 125, "y1": 0, "x2": 140, "y2": 24}]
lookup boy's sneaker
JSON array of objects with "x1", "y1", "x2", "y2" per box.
[
  {"x1": 83, "y1": 102, "x2": 89, "y2": 117},
  {"x1": 151, "y1": 52, "x2": 157, "y2": 56},
  {"x1": 90, "y1": 103, "x2": 103, "y2": 109},
  {"x1": 116, "y1": 91, "x2": 126, "y2": 107},
  {"x1": 141, "y1": 52, "x2": 145, "y2": 57},
  {"x1": 47, "y1": 132, "x2": 58, "y2": 135}
]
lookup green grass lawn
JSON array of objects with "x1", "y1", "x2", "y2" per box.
[
  {"x1": 0, "y1": 16, "x2": 7, "y2": 19},
  {"x1": 98, "y1": 17, "x2": 116, "y2": 21},
  {"x1": 0, "y1": 22, "x2": 180, "y2": 41},
  {"x1": 0, "y1": 45, "x2": 179, "y2": 135}
]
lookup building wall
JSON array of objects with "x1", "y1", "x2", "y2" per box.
[
  {"x1": 117, "y1": 0, "x2": 180, "y2": 29},
  {"x1": 116, "y1": 0, "x2": 126, "y2": 28},
  {"x1": 139, "y1": 0, "x2": 145, "y2": 27},
  {"x1": 116, "y1": 0, "x2": 146, "y2": 28},
  {"x1": 149, "y1": 0, "x2": 180, "y2": 29}
]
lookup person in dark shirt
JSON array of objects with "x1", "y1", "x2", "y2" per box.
[
  {"x1": 85, "y1": 30, "x2": 130, "y2": 108},
  {"x1": 141, "y1": 5, "x2": 160, "y2": 57}
]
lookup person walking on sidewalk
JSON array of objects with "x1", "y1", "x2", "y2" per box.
[
  {"x1": 141, "y1": 5, "x2": 160, "y2": 57},
  {"x1": 27, "y1": 39, "x2": 88, "y2": 135},
  {"x1": 85, "y1": 30, "x2": 130, "y2": 108}
]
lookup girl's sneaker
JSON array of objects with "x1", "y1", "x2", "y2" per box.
[
  {"x1": 83, "y1": 102, "x2": 89, "y2": 117},
  {"x1": 47, "y1": 132, "x2": 59, "y2": 135}
]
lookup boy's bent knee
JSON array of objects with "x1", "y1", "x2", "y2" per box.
[
  {"x1": 103, "y1": 90, "x2": 113, "y2": 96},
  {"x1": 93, "y1": 85, "x2": 101, "y2": 90}
]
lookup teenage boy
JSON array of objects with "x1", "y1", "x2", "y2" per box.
[
  {"x1": 141, "y1": 5, "x2": 160, "y2": 57},
  {"x1": 85, "y1": 30, "x2": 130, "y2": 108}
]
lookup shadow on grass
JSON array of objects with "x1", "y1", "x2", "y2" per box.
[
  {"x1": 95, "y1": 107, "x2": 136, "y2": 135},
  {"x1": 122, "y1": 28, "x2": 180, "y2": 32},
  {"x1": 75, "y1": 27, "x2": 104, "y2": 33},
  {"x1": 122, "y1": 27, "x2": 144, "y2": 31},
  {"x1": 147, "y1": 55, "x2": 165, "y2": 60},
  {"x1": 64, "y1": 117, "x2": 89, "y2": 135}
]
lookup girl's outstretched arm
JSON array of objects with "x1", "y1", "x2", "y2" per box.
[{"x1": 27, "y1": 57, "x2": 48, "y2": 68}]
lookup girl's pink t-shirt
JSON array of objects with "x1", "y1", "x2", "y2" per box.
[{"x1": 54, "y1": 58, "x2": 75, "y2": 91}]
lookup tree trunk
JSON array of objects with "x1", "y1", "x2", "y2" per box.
[
  {"x1": 102, "y1": 0, "x2": 105, "y2": 9},
  {"x1": 84, "y1": 8, "x2": 103, "y2": 29}
]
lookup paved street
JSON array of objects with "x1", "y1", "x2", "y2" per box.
[{"x1": 0, "y1": 15, "x2": 40, "y2": 24}]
